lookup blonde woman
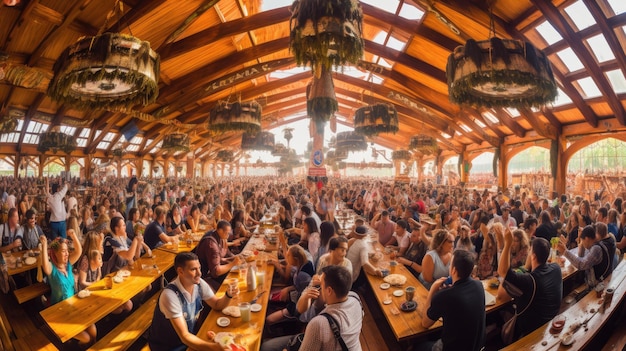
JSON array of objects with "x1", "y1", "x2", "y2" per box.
[{"x1": 418, "y1": 229, "x2": 454, "y2": 289}]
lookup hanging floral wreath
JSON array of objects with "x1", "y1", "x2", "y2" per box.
[
  {"x1": 354, "y1": 103, "x2": 398, "y2": 136},
  {"x1": 37, "y1": 131, "x2": 77, "y2": 154}
]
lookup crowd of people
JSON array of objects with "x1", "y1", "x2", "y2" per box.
[{"x1": 0, "y1": 173, "x2": 624, "y2": 350}]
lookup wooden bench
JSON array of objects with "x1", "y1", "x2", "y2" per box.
[
  {"x1": 601, "y1": 316, "x2": 626, "y2": 351},
  {"x1": 87, "y1": 295, "x2": 158, "y2": 351},
  {"x1": 13, "y1": 282, "x2": 50, "y2": 304}
]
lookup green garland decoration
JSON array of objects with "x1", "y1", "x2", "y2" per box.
[
  {"x1": 307, "y1": 96, "x2": 338, "y2": 132},
  {"x1": 37, "y1": 131, "x2": 77, "y2": 154},
  {"x1": 410, "y1": 135, "x2": 438, "y2": 155},
  {"x1": 392, "y1": 150, "x2": 411, "y2": 161},
  {"x1": 447, "y1": 38, "x2": 557, "y2": 108},
  {"x1": 0, "y1": 115, "x2": 17, "y2": 134},
  {"x1": 289, "y1": 0, "x2": 364, "y2": 72},
  {"x1": 354, "y1": 103, "x2": 398, "y2": 136},
  {"x1": 216, "y1": 150, "x2": 235, "y2": 162},
  {"x1": 208, "y1": 101, "x2": 262, "y2": 134},
  {"x1": 48, "y1": 33, "x2": 160, "y2": 110},
  {"x1": 162, "y1": 133, "x2": 190, "y2": 153}
]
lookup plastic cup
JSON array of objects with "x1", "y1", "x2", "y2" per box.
[
  {"x1": 239, "y1": 302, "x2": 251, "y2": 322},
  {"x1": 381, "y1": 268, "x2": 390, "y2": 277},
  {"x1": 389, "y1": 260, "x2": 398, "y2": 273},
  {"x1": 551, "y1": 315, "x2": 566, "y2": 332},
  {"x1": 256, "y1": 271, "x2": 266, "y2": 287},
  {"x1": 228, "y1": 278, "x2": 238, "y2": 292},
  {"x1": 405, "y1": 286, "x2": 415, "y2": 301},
  {"x1": 104, "y1": 277, "x2": 113, "y2": 289},
  {"x1": 239, "y1": 266, "x2": 248, "y2": 280}
]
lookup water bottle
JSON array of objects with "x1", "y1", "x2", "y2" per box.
[{"x1": 246, "y1": 263, "x2": 257, "y2": 291}]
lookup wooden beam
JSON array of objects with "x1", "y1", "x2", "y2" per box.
[
  {"x1": 15, "y1": 94, "x2": 46, "y2": 152},
  {"x1": 517, "y1": 107, "x2": 556, "y2": 140},
  {"x1": 531, "y1": 0, "x2": 626, "y2": 125},
  {"x1": 490, "y1": 109, "x2": 526, "y2": 138},
  {"x1": 159, "y1": 0, "x2": 221, "y2": 48},
  {"x1": 462, "y1": 108, "x2": 507, "y2": 139},
  {"x1": 364, "y1": 39, "x2": 446, "y2": 83}
]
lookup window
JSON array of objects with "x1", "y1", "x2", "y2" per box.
[
  {"x1": 360, "y1": 0, "x2": 399, "y2": 15},
  {"x1": 127, "y1": 145, "x2": 139, "y2": 152},
  {"x1": 564, "y1": 1, "x2": 595, "y2": 31},
  {"x1": 552, "y1": 88, "x2": 573, "y2": 107},
  {"x1": 399, "y1": 3, "x2": 424, "y2": 21},
  {"x1": 59, "y1": 126, "x2": 76, "y2": 135},
  {"x1": 576, "y1": 77, "x2": 602, "y2": 98},
  {"x1": 103, "y1": 132, "x2": 116, "y2": 142},
  {"x1": 474, "y1": 119, "x2": 486, "y2": 128},
  {"x1": 77, "y1": 138, "x2": 88, "y2": 147},
  {"x1": 79, "y1": 128, "x2": 90, "y2": 138},
  {"x1": 26, "y1": 121, "x2": 47, "y2": 134},
  {"x1": 505, "y1": 108, "x2": 520, "y2": 118},
  {"x1": 482, "y1": 111, "x2": 499, "y2": 124},
  {"x1": 386, "y1": 35, "x2": 406, "y2": 51},
  {"x1": 556, "y1": 48, "x2": 585, "y2": 72},
  {"x1": 459, "y1": 124, "x2": 472, "y2": 132},
  {"x1": 96, "y1": 141, "x2": 110, "y2": 150},
  {"x1": 586, "y1": 34, "x2": 615, "y2": 63},
  {"x1": 607, "y1": 0, "x2": 626, "y2": 16},
  {"x1": 606, "y1": 69, "x2": 626, "y2": 94},
  {"x1": 536, "y1": 21, "x2": 562, "y2": 45},
  {"x1": 568, "y1": 138, "x2": 626, "y2": 173}
]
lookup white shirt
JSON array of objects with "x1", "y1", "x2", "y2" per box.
[
  {"x1": 159, "y1": 277, "x2": 214, "y2": 320},
  {"x1": 346, "y1": 239, "x2": 370, "y2": 283},
  {"x1": 47, "y1": 184, "x2": 68, "y2": 222}
]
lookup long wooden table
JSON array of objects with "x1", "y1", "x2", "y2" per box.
[
  {"x1": 5, "y1": 250, "x2": 42, "y2": 276},
  {"x1": 40, "y1": 251, "x2": 176, "y2": 343},
  {"x1": 365, "y1": 238, "x2": 580, "y2": 343},
  {"x1": 192, "y1": 235, "x2": 277, "y2": 351},
  {"x1": 502, "y1": 260, "x2": 626, "y2": 351}
]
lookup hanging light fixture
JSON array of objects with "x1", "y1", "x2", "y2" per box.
[
  {"x1": 48, "y1": 2, "x2": 159, "y2": 110},
  {"x1": 335, "y1": 131, "x2": 367, "y2": 152},
  {"x1": 208, "y1": 100, "x2": 262, "y2": 134},
  {"x1": 289, "y1": 0, "x2": 364, "y2": 73},
  {"x1": 410, "y1": 135, "x2": 438, "y2": 155},
  {"x1": 354, "y1": 103, "x2": 398, "y2": 136},
  {"x1": 216, "y1": 150, "x2": 235, "y2": 163},
  {"x1": 446, "y1": 4, "x2": 556, "y2": 108},
  {"x1": 37, "y1": 128, "x2": 77, "y2": 154},
  {"x1": 161, "y1": 133, "x2": 190, "y2": 153},
  {"x1": 241, "y1": 131, "x2": 275, "y2": 151},
  {"x1": 392, "y1": 150, "x2": 412, "y2": 161}
]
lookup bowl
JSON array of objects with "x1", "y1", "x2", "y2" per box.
[{"x1": 217, "y1": 317, "x2": 230, "y2": 327}]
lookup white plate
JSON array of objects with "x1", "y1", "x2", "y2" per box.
[
  {"x1": 118, "y1": 270, "x2": 131, "y2": 277},
  {"x1": 379, "y1": 283, "x2": 390, "y2": 290},
  {"x1": 24, "y1": 257, "x2": 37, "y2": 265},
  {"x1": 383, "y1": 299, "x2": 392, "y2": 305},
  {"x1": 77, "y1": 289, "x2": 91, "y2": 298},
  {"x1": 250, "y1": 303, "x2": 262, "y2": 312},
  {"x1": 393, "y1": 290, "x2": 404, "y2": 297},
  {"x1": 217, "y1": 317, "x2": 231, "y2": 327},
  {"x1": 561, "y1": 334, "x2": 574, "y2": 346},
  {"x1": 113, "y1": 276, "x2": 124, "y2": 284}
]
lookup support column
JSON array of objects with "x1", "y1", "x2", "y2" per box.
[
  {"x1": 212, "y1": 162, "x2": 217, "y2": 178},
  {"x1": 84, "y1": 156, "x2": 92, "y2": 180},
  {"x1": 163, "y1": 159, "x2": 169, "y2": 178},
  {"x1": 498, "y1": 147, "x2": 507, "y2": 191},
  {"x1": 186, "y1": 156, "x2": 195, "y2": 178},
  {"x1": 554, "y1": 135, "x2": 567, "y2": 195},
  {"x1": 65, "y1": 155, "x2": 72, "y2": 176},
  {"x1": 416, "y1": 158, "x2": 424, "y2": 182},
  {"x1": 39, "y1": 155, "x2": 46, "y2": 178},
  {"x1": 435, "y1": 152, "x2": 443, "y2": 185},
  {"x1": 307, "y1": 120, "x2": 326, "y2": 185},
  {"x1": 134, "y1": 158, "x2": 144, "y2": 177}
]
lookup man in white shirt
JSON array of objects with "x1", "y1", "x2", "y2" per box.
[
  {"x1": 46, "y1": 178, "x2": 68, "y2": 239},
  {"x1": 493, "y1": 204, "x2": 517, "y2": 229},
  {"x1": 346, "y1": 226, "x2": 382, "y2": 287},
  {"x1": 149, "y1": 252, "x2": 238, "y2": 351}
]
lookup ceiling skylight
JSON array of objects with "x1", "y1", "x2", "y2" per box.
[
  {"x1": 482, "y1": 111, "x2": 499, "y2": 124},
  {"x1": 564, "y1": 1, "x2": 595, "y2": 31},
  {"x1": 586, "y1": 34, "x2": 615, "y2": 63},
  {"x1": 556, "y1": 48, "x2": 585, "y2": 72},
  {"x1": 473, "y1": 119, "x2": 486, "y2": 128},
  {"x1": 606, "y1": 69, "x2": 626, "y2": 94},
  {"x1": 607, "y1": 0, "x2": 626, "y2": 16},
  {"x1": 399, "y1": 3, "x2": 425, "y2": 21},
  {"x1": 360, "y1": 0, "x2": 399, "y2": 15},
  {"x1": 386, "y1": 35, "x2": 407, "y2": 51},
  {"x1": 552, "y1": 88, "x2": 572, "y2": 107},
  {"x1": 260, "y1": 0, "x2": 291, "y2": 11},
  {"x1": 535, "y1": 21, "x2": 562, "y2": 45},
  {"x1": 505, "y1": 108, "x2": 520, "y2": 117},
  {"x1": 26, "y1": 121, "x2": 46, "y2": 133},
  {"x1": 576, "y1": 77, "x2": 602, "y2": 98},
  {"x1": 268, "y1": 66, "x2": 310, "y2": 80},
  {"x1": 79, "y1": 129, "x2": 90, "y2": 138}
]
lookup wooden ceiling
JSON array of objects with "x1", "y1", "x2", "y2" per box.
[{"x1": 1, "y1": 0, "x2": 626, "y2": 163}]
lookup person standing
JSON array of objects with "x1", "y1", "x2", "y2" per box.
[
  {"x1": 149, "y1": 252, "x2": 238, "y2": 351},
  {"x1": 422, "y1": 249, "x2": 486, "y2": 351},
  {"x1": 46, "y1": 177, "x2": 69, "y2": 239}
]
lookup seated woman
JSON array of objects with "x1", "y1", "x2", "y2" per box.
[
  {"x1": 384, "y1": 219, "x2": 411, "y2": 256},
  {"x1": 316, "y1": 236, "x2": 352, "y2": 275},
  {"x1": 184, "y1": 204, "x2": 202, "y2": 233},
  {"x1": 267, "y1": 245, "x2": 314, "y2": 324},
  {"x1": 286, "y1": 217, "x2": 320, "y2": 261},
  {"x1": 166, "y1": 204, "x2": 186, "y2": 235},
  {"x1": 40, "y1": 232, "x2": 96, "y2": 347},
  {"x1": 510, "y1": 228, "x2": 530, "y2": 269},
  {"x1": 104, "y1": 217, "x2": 151, "y2": 273},
  {"x1": 418, "y1": 230, "x2": 454, "y2": 290}
]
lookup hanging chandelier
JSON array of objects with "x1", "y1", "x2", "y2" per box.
[
  {"x1": 208, "y1": 100, "x2": 262, "y2": 134},
  {"x1": 161, "y1": 133, "x2": 190, "y2": 153},
  {"x1": 307, "y1": 68, "x2": 337, "y2": 133},
  {"x1": 48, "y1": 32, "x2": 160, "y2": 110},
  {"x1": 0, "y1": 115, "x2": 17, "y2": 134},
  {"x1": 289, "y1": 0, "x2": 364, "y2": 73},
  {"x1": 335, "y1": 131, "x2": 367, "y2": 152},
  {"x1": 241, "y1": 131, "x2": 275, "y2": 151},
  {"x1": 392, "y1": 150, "x2": 411, "y2": 161},
  {"x1": 216, "y1": 150, "x2": 235, "y2": 163},
  {"x1": 354, "y1": 103, "x2": 398, "y2": 136},
  {"x1": 37, "y1": 131, "x2": 77, "y2": 154},
  {"x1": 410, "y1": 135, "x2": 438, "y2": 155}
]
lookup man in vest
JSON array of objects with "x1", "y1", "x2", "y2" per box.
[
  {"x1": 558, "y1": 223, "x2": 615, "y2": 286},
  {"x1": 149, "y1": 252, "x2": 238, "y2": 351}
]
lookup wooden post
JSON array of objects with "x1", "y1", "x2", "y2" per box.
[
  {"x1": 554, "y1": 135, "x2": 567, "y2": 195},
  {"x1": 163, "y1": 159, "x2": 169, "y2": 178},
  {"x1": 498, "y1": 147, "x2": 507, "y2": 191},
  {"x1": 186, "y1": 156, "x2": 194, "y2": 178}
]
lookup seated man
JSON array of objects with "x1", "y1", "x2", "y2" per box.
[
  {"x1": 497, "y1": 233, "x2": 562, "y2": 342},
  {"x1": 557, "y1": 223, "x2": 614, "y2": 286},
  {"x1": 422, "y1": 249, "x2": 485, "y2": 351},
  {"x1": 298, "y1": 265, "x2": 363, "y2": 351},
  {"x1": 149, "y1": 252, "x2": 238, "y2": 351},
  {"x1": 144, "y1": 206, "x2": 178, "y2": 249},
  {"x1": 195, "y1": 220, "x2": 241, "y2": 290},
  {"x1": 346, "y1": 226, "x2": 383, "y2": 287}
]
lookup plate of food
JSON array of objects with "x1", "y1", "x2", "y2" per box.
[
  {"x1": 241, "y1": 250, "x2": 253, "y2": 257},
  {"x1": 24, "y1": 257, "x2": 37, "y2": 266},
  {"x1": 222, "y1": 305, "x2": 241, "y2": 317},
  {"x1": 113, "y1": 275, "x2": 124, "y2": 284},
  {"x1": 383, "y1": 274, "x2": 407, "y2": 286},
  {"x1": 117, "y1": 269, "x2": 131, "y2": 278},
  {"x1": 77, "y1": 289, "x2": 91, "y2": 298},
  {"x1": 250, "y1": 303, "x2": 262, "y2": 312}
]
